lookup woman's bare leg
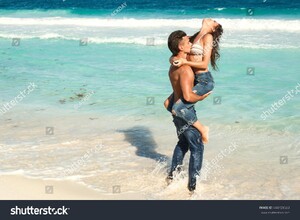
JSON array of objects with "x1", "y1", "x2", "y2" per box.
[
  {"x1": 193, "y1": 120, "x2": 209, "y2": 143},
  {"x1": 164, "y1": 98, "x2": 170, "y2": 109}
]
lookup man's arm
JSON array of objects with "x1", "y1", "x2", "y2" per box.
[{"x1": 180, "y1": 65, "x2": 212, "y2": 103}]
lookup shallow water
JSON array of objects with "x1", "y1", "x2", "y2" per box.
[{"x1": 0, "y1": 106, "x2": 299, "y2": 199}]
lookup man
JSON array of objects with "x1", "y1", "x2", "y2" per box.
[{"x1": 166, "y1": 30, "x2": 211, "y2": 192}]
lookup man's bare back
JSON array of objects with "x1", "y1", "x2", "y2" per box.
[{"x1": 169, "y1": 65, "x2": 194, "y2": 104}]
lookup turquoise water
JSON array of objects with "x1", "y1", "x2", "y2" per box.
[
  {"x1": 1, "y1": 8, "x2": 300, "y2": 18},
  {"x1": 0, "y1": 36, "x2": 299, "y2": 131}
]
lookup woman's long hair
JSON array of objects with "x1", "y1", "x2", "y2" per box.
[{"x1": 190, "y1": 24, "x2": 223, "y2": 71}]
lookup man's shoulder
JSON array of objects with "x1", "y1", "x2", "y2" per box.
[
  {"x1": 180, "y1": 65, "x2": 192, "y2": 70},
  {"x1": 178, "y1": 65, "x2": 193, "y2": 75},
  {"x1": 169, "y1": 64, "x2": 192, "y2": 76}
]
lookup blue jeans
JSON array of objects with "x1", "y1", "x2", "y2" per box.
[
  {"x1": 169, "y1": 111, "x2": 204, "y2": 191},
  {"x1": 167, "y1": 71, "x2": 214, "y2": 124}
]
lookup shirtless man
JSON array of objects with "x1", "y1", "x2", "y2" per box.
[{"x1": 166, "y1": 30, "x2": 211, "y2": 192}]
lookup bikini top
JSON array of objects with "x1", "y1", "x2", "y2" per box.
[{"x1": 190, "y1": 33, "x2": 208, "y2": 56}]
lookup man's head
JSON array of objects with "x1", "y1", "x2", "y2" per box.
[{"x1": 168, "y1": 30, "x2": 191, "y2": 56}]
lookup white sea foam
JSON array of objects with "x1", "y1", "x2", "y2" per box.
[
  {"x1": 0, "y1": 17, "x2": 300, "y2": 32},
  {"x1": 0, "y1": 17, "x2": 299, "y2": 49},
  {"x1": 0, "y1": 33, "x2": 298, "y2": 49}
]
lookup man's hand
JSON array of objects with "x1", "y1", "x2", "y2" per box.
[
  {"x1": 197, "y1": 91, "x2": 212, "y2": 101},
  {"x1": 173, "y1": 58, "x2": 187, "y2": 67}
]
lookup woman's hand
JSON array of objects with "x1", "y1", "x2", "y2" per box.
[
  {"x1": 169, "y1": 56, "x2": 175, "y2": 64},
  {"x1": 173, "y1": 58, "x2": 187, "y2": 67}
]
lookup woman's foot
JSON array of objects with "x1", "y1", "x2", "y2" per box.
[{"x1": 202, "y1": 126, "x2": 209, "y2": 144}]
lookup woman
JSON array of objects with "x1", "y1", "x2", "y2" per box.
[{"x1": 164, "y1": 18, "x2": 223, "y2": 143}]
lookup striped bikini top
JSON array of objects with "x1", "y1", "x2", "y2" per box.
[{"x1": 190, "y1": 33, "x2": 208, "y2": 56}]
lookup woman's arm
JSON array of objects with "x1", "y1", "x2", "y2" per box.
[{"x1": 169, "y1": 56, "x2": 176, "y2": 65}]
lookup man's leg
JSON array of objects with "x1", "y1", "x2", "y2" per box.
[
  {"x1": 168, "y1": 134, "x2": 189, "y2": 178},
  {"x1": 167, "y1": 116, "x2": 189, "y2": 184},
  {"x1": 184, "y1": 127, "x2": 204, "y2": 192}
]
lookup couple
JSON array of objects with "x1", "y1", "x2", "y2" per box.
[{"x1": 165, "y1": 18, "x2": 223, "y2": 192}]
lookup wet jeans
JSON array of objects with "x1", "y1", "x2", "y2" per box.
[
  {"x1": 169, "y1": 110, "x2": 204, "y2": 191},
  {"x1": 167, "y1": 71, "x2": 215, "y2": 124}
]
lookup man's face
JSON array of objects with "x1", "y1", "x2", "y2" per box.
[{"x1": 179, "y1": 36, "x2": 191, "y2": 54}]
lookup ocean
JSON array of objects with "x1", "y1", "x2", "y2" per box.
[{"x1": 0, "y1": 0, "x2": 299, "y2": 199}]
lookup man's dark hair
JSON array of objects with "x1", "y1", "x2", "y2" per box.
[{"x1": 168, "y1": 30, "x2": 187, "y2": 56}]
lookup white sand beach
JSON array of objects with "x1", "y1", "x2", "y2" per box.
[
  {"x1": 0, "y1": 174, "x2": 143, "y2": 200},
  {"x1": 1, "y1": 109, "x2": 299, "y2": 200}
]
